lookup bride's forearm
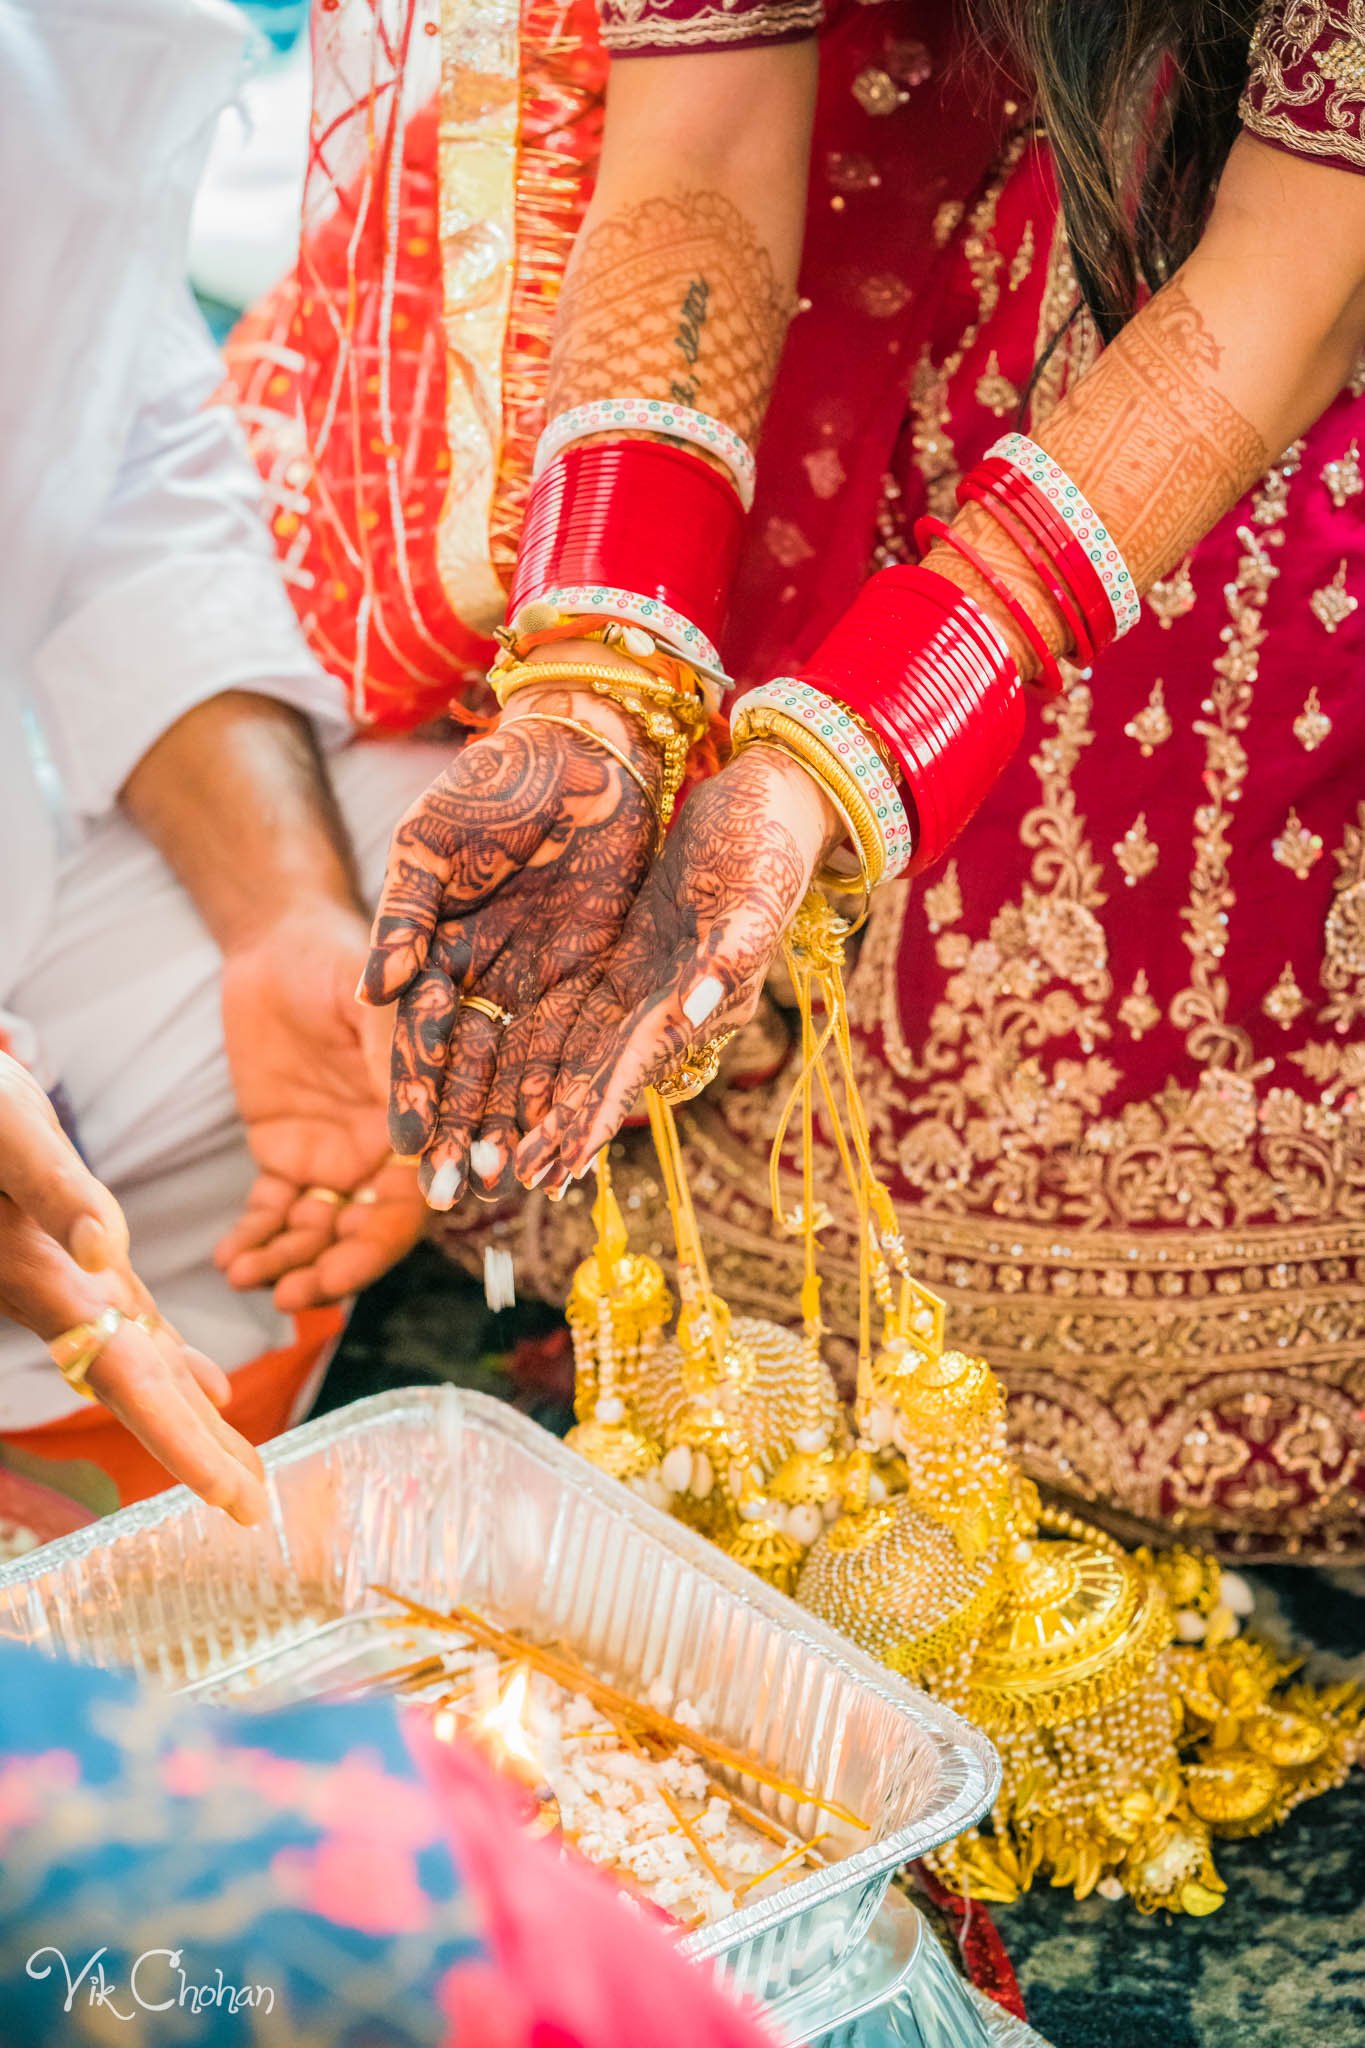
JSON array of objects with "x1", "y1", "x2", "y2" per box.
[
  {"x1": 930, "y1": 132, "x2": 1365, "y2": 672},
  {"x1": 545, "y1": 43, "x2": 817, "y2": 441}
]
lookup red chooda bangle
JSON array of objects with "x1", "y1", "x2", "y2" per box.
[
  {"x1": 913, "y1": 513, "x2": 1066, "y2": 699},
  {"x1": 956, "y1": 474, "x2": 1097, "y2": 668},
  {"x1": 509, "y1": 440, "x2": 746, "y2": 653},
  {"x1": 965, "y1": 457, "x2": 1117, "y2": 656},
  {"x1": 798, "y1": 564, "x2": 1025, "y2": 874}
]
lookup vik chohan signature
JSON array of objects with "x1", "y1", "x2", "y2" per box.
[{"x1": 27, "y1": 1946, "x2": 275, "y2": 2020}]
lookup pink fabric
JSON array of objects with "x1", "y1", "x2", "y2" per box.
[{"x1": 406, "y1": 1718, "x2": 775, "y2": 2048}]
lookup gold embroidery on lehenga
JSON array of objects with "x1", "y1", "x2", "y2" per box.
[
  {"x1": 1273, "y1": 808, "x2": 1326, "y2": 879},
  {"x1": 1293, "y1": 686, "x2": 1333, "y2": 751},
  {"x1": 1314, "y1": 804, "x2": 1365, "y2": 1035},
  {"x1": 975, "y1": 351, "x2": 1021, "y2": 418},
  {"x1": 1263, "y1": 964, "x2": 1309, "y2": 1029},
  {"x1": 1146, "y1": 557, "x2": 1197, "y2": 628},
  {"x1": 1240, "y1": 1, "x2": 1365, "y2": 171},
  {"x1": 1309, "y1": 558, "x2": 1359, "y2": 632},
  {"x1": 1320, "y1": 438, "x2": 1362, "y2": 506},
  {"x1": 600, "y1": 0, "x2": 822, "y2": 53},
  {"x1": 1114, "y1": 814, "x2": 1159, "y2": 886},
  {"x1": 1118, "y1": 970, "x2": 1161, "y2": 1040},
  {"x1": 908, "y1": 136, "x2": 1024, "y2": 517},
  {"x1": 1124, "y1": 677, "x2": 1173, "y2": 754}
]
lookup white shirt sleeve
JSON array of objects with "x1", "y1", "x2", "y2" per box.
[{"x1": 30, "y1": 283, "x2": 350, "y2": 818}]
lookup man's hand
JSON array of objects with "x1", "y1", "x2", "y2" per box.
[
  {"x1": 361, "y1": 687, "x2": 659, "y2": 1207},
  {"x1": 515, "y1": 744, "x2": 837, "y2": 1189},
  {"x1": 0, "y1": 1052, "x2": 267, "y2": 1524},
  {"x1": 214, "y1": 904, "x2": 425, "y2": 1311}
]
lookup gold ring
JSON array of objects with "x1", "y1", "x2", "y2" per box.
[
  {"x1": 459, "y1": 995, "x2": 515, "y2": 1029},
  {"x1": 655, "y1": 1030, "x2": 735, "y2": 1105},
  {"x1": 350, "y1": 1186, "x2": 380, "y2": 1206},
  {"x1": 47, "y1": 1306, "x2": 128, "y2": 1401},
  {"x1": 302, "y1": 1186, "x2": 348, "y2": 1208}
]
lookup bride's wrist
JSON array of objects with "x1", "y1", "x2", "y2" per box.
[
  {"x1": 738, "y1": 741, "x2": 845, "y2": 864},
  {"x1": 499, "y1": 684, "x2": 662, "y2": 784}
]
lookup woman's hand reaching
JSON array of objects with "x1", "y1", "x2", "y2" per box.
[
  {"x1": 0, "y1": 1052, "x2": 268, "y2": 1525},
  {"x1": 514, "y1": 743, "x2": 840, "y2": 1191},
  {"x1": 361, "y1": 685, "x2": 662, "y2": 1206}
]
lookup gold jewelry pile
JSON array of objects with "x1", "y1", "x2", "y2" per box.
[{"x1": 563, "y1": 893, "x2": 1363, "y2": 1914}]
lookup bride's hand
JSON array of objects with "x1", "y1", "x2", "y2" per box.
[
  {"x1": 360, "y1": 685, "x2": 661, "y2": 1205},
  {"x1": 514, "y1": 744, "x2": 839, "y2": 1189}
]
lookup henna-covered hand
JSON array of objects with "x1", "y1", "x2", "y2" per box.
[
  {"x1": 361, "y1": 692, "x2": 660, "y2": 1206},
  {"x1": 514, "y1": 745, "x2": 837, "y2": 1189}
]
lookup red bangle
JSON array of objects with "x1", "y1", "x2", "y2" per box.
[
  {"x1": 912, "y1": 513, "x2": 1066, "y2": 698},
  {"x1": 798, "y1": 565, "x2": 1024, "y2": 874},
  {"x1": 956, "y1": 475, "x2": 1097, "y2": 667},
  {"x1": 509, "y1": 440, "x2": 745, "y2": 651},
  {"x1": 968, "y1": 458, "x2": 1116, "y2": 654}
]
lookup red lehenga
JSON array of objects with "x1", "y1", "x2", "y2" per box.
[{"x1": 225, "y1": 0, "x2": 1365, "y2": 1557}]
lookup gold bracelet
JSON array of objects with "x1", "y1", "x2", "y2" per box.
[
  {"x1": 505, "y1": 712, "x2": 664, "y2": 849},
  {"x1": 491, "y1": 661, "x2": 705, "y2": 827},
  {"x1": 731, "y1": 709, "x2": 886, "y2": 890},
  {"x1": 492, "y1": 661, "x2": 707, "y2": 735}
]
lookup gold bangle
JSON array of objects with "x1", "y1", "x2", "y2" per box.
[
  {"x1": 731, "y1": 709, "x2": 886, "y2": 889},
  {"x1": 493, "y1": 662, "x2": 704, "y2": 828},
  {"x1": 506, "y1": 712, "x2": 664, "y2": 849},
  {"x1": 491, "y1": 660, "x2": 704, "y2": 721}
]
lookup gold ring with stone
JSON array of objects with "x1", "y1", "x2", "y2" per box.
[
  {"x1": 47, "y1": 1306, "x2": 129, "y2": 1401},
  {"x1": 302, "y1": 1186, "x2": 348, "y2": 1208},
  {"x1": 459, "y1": 995, "x2": 515, "y2": 1029},
  {"x1": 655, "y1": 1030, "x2": 735, "y2": 1105}
]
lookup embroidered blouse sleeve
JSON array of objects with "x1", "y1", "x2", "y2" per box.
[
  {"x1": 599, "y1": 0, "x2": 822, "y2": 59},
  {"x1": 1240, "y1": 1, "x2": 1365, "y2": 172}
]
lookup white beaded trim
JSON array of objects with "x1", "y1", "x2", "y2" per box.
[
  {"x1": 987, "y1": 432, "x2": 1142, "y2": 641},
  {"x1": 731, "y1": 678, "x2": 916, "y2": 879},
  {"x1": 530, "y1": 584, "x2": 727, "y2": 708},
  {"x1": 534, "y1": 400, "x2": 757, "y2": 512}
]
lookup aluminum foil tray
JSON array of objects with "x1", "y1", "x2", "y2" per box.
[{"x1": 0, "y1": 1387, "x2": 998, "y2": 2024}]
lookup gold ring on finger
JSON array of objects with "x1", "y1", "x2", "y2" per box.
[
  {"x1": 459, "y1": 995, "x2": 515, "y2": 1029},
  {"x1": 655, "y1": 1030, "x2": 735, "y2": 1105},
  {"x1": 47, "y1": 1306, "x2": 127, "y2": 1401},
  {"x1": 302, "y1": 1185, "x2": 348, "y2": 1208}
]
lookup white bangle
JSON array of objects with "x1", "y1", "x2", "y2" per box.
[
  {"x1": 522, "y1": 583, "x2": 727, "y2": 710},
  {"x1": 987, "y1": 432, "x2": 1142, "y2": 641},
  {"x1": 730, "y1": 678, "x2": 916, "y2": 880},
  {"x1": 534, "y1": 400, "x2": 757, "y2": 512}
]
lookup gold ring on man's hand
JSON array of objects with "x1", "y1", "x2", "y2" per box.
[
  {"x1": 47, "y1": 1306, "x2": 131, "y2": 1401},
  {"x1": 656, "y1": 1031, "x2": 735, "y2": 1105},
  {"x1": 459, "y1": 995, "x2": 515, "y2": 1029},
  {"x1": 302, "y1": 1186, "x2": 348, "y2": 1208}
]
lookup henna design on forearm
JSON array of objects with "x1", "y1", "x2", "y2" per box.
[
  {"x1": 1043, "y1": 280, "x2": 1270, "y2": 587},
  {"x1": 929, "y1": 279, "x2": 1273, "y2": 672},
  {"x1": 547, "y1": 189, "x2": 794, "y2": 442},
  {"x1": 516, "y1": 750, "x2": 810, "y2": 1180}
]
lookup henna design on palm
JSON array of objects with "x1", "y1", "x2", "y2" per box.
[
  {"x1": 515, "y1": 748, "x2": 814, "y2": 1186},
  {"x1": 363, "y1": 700, "x2": 659, "y2": 1203}
]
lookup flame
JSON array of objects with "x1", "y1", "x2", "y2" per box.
[{"x1": 478, "y1": 1665, "x2": 541, "y2": 1773}]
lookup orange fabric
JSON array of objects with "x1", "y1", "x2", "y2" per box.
[{"x1": 2, "y1": 1307, "x2": 343, "y2": 1509}]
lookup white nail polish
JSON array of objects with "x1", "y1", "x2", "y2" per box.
[
  {"x1": 470, "y1": 1139, "x2": 502, "y2": 1183},
  {"x1": 682, "y1": 975, "x2": 724, "y2": 1029},
  {"x1": 427, "y1": 1162, "x2": 462, "y2": 1210},
  {"x1": 527, "y1": 1157, "x2": 555, "y2": 1188}
]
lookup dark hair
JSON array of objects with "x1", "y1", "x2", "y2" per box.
[{"x1": 971, "y1": 2, "x2": 1262, "y2": 340}]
